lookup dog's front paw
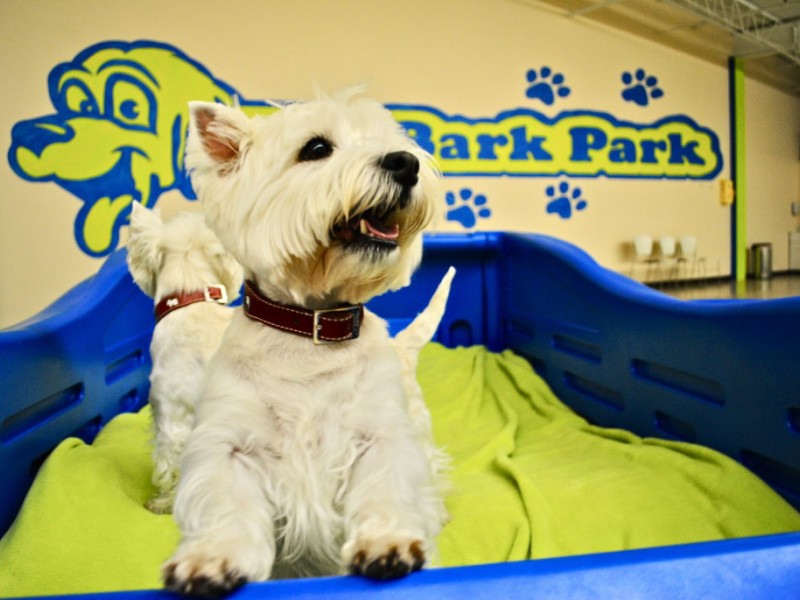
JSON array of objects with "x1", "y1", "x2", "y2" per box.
[
  {"x1": 163, "y1": 552, "x2": 247, "y2": 598},
  {"x1": 346, "y1": 535, "x2": 426, "y2": 580}
]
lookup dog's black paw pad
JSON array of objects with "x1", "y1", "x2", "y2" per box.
[
  {"x1": 163, "y1": 562, "x2": 247, "y2": 598},
  {"x1": 350, "y1": 542, "x2": 425, "y2": 580}
]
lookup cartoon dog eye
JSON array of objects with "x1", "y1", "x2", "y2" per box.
[
  {"x1": 104, "y1": 74, "x2": 156, "y2": 132},
  {"x1": 59, "y1": 80, "x2": 100, "y2": 116}
]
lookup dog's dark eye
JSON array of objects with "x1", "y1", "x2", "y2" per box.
[{"x1": 298, "y1": 137, "x2": 334, "y2": 162}]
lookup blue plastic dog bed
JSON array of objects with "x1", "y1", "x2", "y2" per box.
[{"x1": 1, "y1": 232, "x2": 799, "y2": 598}]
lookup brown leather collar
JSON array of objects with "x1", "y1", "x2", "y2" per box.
[
  {"x1": 154, "y1": 284, "x2": 229, "y2": 323},
  {"x1": 243, "y1": 280, "x2": 363, "y2": 344}
]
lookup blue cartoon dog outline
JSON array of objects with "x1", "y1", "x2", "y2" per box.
[{"x1": 7, "y1": 40, "x2": 271, "y2": 257}]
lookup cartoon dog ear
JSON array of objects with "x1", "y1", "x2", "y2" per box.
[
  {"x1": 187, "y1": 101, "x2": 250, "y2": 172},
  {"x1": 126, "y1": 201, "x2": 164, "y2": 298}
]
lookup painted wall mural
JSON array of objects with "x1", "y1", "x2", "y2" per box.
[
  {"x1": 445, "y1": 188, "x2": 492, "y2": 229},
  {"x1": 525, "y1": 66, "x2": 571, "y2": 105},
  {"x1": 7, "y1": 40, "x2": 723, "y2": 257},
  {"x1": 621, "y1": 69, "x2": 665, "y2": 107}
]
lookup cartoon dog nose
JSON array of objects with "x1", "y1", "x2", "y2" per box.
[
  {"x1": 380, "y1": 151, "x2": 419, "y2": 189},
  {"x1": 11, "y1": 118, "x2": 75, "y2": 157}
]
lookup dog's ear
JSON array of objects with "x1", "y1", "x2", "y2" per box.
[
  {"x1": 126, "y1": 201, "x2": 164, "y2": 298},
  {"x1": 188, "y1": 102, "x2": 250, "y2": 172}
]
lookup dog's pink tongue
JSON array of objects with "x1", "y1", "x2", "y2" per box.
[{"x1": 361, "y1": 217, "x2": 399, "y2": 241}]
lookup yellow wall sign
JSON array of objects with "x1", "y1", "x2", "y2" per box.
[
  {"x1": 391, "y1": 105, "x2": 721, "y2": 180},
  {"x1": 7, "y1": 40, "x2": 722, "y2": 257}
]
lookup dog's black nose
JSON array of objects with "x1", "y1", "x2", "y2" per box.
[{"x1": 380, "y1": 151, "x2": 419, "y2": 188}]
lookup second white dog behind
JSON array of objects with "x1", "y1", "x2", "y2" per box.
[{"x1": 127, "y1": 202, "x2": 243, "y2": 514}]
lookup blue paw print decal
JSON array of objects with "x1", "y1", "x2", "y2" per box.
[
  {"x1": 621, "y1": 69, "x2": 664, "y2": 106},
  {"x1": 526, "y1": 67, "x2": 571, "y2": 106},
  {"x1": 446, "y1": 188, "x2": 492, "y2": 229},
  {"x1": 546, "y1": 181, "x2": 587, "y2": 219}
]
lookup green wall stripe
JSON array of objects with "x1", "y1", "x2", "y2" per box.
[{"x1": 729, "y1": 57, "x2": 747, "y2": 281}]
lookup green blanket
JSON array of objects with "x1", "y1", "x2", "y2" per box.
[{"x1": 1, "y1": 345, "x2": 798, "y2": 596}]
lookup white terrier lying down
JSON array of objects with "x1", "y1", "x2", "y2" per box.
[
  {"x1": 164, "y1": 90, "x2": 450, "y2": 596},
  {"x1": 126, "y1": 202, "x2": 243, "y2": 514}
]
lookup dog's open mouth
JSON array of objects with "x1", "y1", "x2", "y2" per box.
[{"x1": 333, "y1": 209, "x2": 400, "y2": 249}]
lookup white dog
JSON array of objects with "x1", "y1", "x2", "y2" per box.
[
  {"x1": 126, "y1": 202, "x2": 243, "y2": 514},
  {"x1": 164, "y1": 89, "x2": 447, "y2": 596}
]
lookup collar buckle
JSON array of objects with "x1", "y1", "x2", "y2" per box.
[
  {"x1": 204, "y1": 284, "x2": 228, "y2": 305},
  {"x1": 312, "y1": 305, "x2": 362, "y2": 345}
]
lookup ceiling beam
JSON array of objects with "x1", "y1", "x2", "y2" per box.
[
  {"x1": 733, "y1": 21, "x2": 800, "y2": 57},
  {"x1": 661, "y1": 0, "x2": 800, "y2": 65}
]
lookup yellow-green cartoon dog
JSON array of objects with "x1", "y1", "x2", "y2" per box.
[{"x1": 8, "y1": 40, "x2": 271, "y2": 257}]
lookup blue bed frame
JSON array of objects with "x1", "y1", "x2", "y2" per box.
[{"x1": 2, "y1": 232, "x2": 799, "y2": 598}]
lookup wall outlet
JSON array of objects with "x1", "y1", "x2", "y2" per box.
[
  {"x1": 792, "y1": 201, "x2": 800, "y2": 216},
  {"x1": 719, "y1": 179, "x2": 735, "y2": 206}
]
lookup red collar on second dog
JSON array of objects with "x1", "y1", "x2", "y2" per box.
[
  {"x1": 243, "y1": 280, "x2": 363, "y2": 344},
  {"x1": 154, "y1": 284, "x2": 229, "y2": 323}
]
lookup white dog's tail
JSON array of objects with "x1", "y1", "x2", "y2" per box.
[
  {"x1": 391, "y1": 267, "x2": 456, "y2": 538},
  {"x1": 394, "y1": 266, "x2": 456, "y2": 354}
]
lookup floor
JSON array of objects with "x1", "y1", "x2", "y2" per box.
[{"x1": 650, "y1": 273, "x2": 800, "y2": 301}]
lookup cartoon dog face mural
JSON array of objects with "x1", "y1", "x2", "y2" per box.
[{"x1": 8, "y1": 41, "x2": 250, "y2": 256}]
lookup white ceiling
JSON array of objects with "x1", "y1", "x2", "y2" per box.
[{"x1": 527, "y1": 0, "x2": 800, "y2": 97}]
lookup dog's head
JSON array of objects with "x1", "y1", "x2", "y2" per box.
[
  {"x1": 126, "y1": 202, "x2": 243, "y2": 301},
  {"x1": 186, "y1": 90, "x2": 440, "y2": 307}
]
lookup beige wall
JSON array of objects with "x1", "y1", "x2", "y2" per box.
[
  {"x1": 1, "y1": 0, "x2": 798, "y2": 328},
  {"x1": 745, "y1": 78, "x2": 800, "y2": 268}
]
